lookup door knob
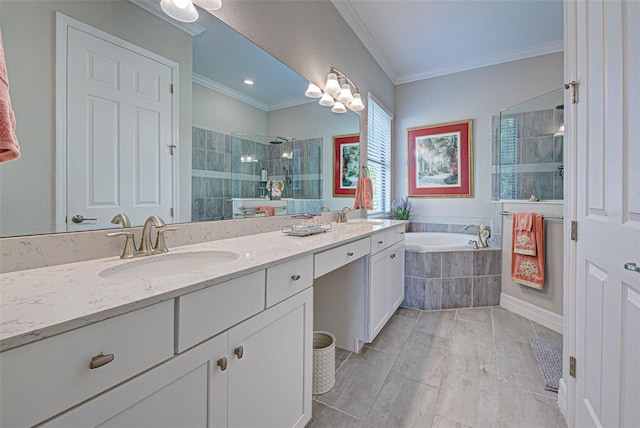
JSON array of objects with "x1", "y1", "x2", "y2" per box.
[
  {"x1": 71, "y1": 214, "x2": 97, "y2": 223},
  {"x1": 624, "y1": 262, "x2": 640, "y2": 273}
]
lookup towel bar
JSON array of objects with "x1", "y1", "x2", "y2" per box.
[{"x1": 499, "y1": 211, "x2": 563, "y2": 220}]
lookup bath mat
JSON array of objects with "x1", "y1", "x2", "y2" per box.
[{"x1": 529, "y1": 337, "x2": 562, "y2": 393}]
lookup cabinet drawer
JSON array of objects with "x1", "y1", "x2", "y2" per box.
[
  {"x1": 314, "y1": 238, "x2": 370, "y2": 278},
  {"x1": 176, "y1": 270, "x2": 265, "y2": 353},
  {"x1": 266, "y1": 254, "x2": 313, "y2": 307},
  {"x1": 370, "y1": 231, "x2": 388, "y2": 254},
  {"x1": 389, "y1": 225, "x2": 406, "y2": 244},
  {"x1": 0, "y1": 300, "x2": 174, "y2": 428}
]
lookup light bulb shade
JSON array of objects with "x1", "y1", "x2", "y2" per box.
[
  {"x1": 349, "y1": 93, "x2": 365, "y2": 111},
  {"x1": 305, "y1": 82, "x2": 322, "y2": 98},
  {"x1": 337, "y1": 84, "x2": 353, "y2": 104},
  {"x1": 193, "y1": 0, "x2": 222, "y2": 10},
  {"x1": 319, "y1": 92, "x2": 335, "y2": 107},
  {"x1": 324, "y1": 73, "x2": 341, "y2": 95},
  {"x1": 331, "y1": 101, "x2": 347, "y2": 114},
  {"x1": 161, "y1": 0, "x2": 199, "y2": 22}
]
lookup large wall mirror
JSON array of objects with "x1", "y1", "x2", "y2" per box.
[{"x1": 0, "y1": 0, "x2": 360, "y2": 238}]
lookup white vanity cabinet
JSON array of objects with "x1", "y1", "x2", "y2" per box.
[
  {"x1": 367, "y1": 228, "x2": 405, "y2": 342},
  {"x1": 43, "y1": 287, "x2": 313, "y2": 428}
]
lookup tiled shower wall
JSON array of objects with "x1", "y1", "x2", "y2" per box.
[
  {"x1": 402, "y1": 248, "x2": 502, "y2": 311},
  {"x1": 192, "y1": 127, "x2": 323, "y2": 221},
  {"x1": 491, "y1": 108, "x2": 564, "y2": 201}
]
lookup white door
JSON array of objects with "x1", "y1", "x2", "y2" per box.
[
  {"x1": 368, "y1": 249, "x2": 390, "y2": 341},
  {"x1": 66, "y1": 25, "x2": 173, "y2": 231},
  {"x1": 389, "y1": 241, "x2": 405, "y2": 311},
  {"x1": 571, "y1": 1, "x2": 640, "y2": 426}
]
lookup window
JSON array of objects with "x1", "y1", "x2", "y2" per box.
[
  {"x1": 367, "y1": 94, "x2": 392, "y2": 214},
  {"x1": 499, "y1": 116, "x2": 518, "y2": 199}
]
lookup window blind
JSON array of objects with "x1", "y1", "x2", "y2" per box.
[{"x1": 367, "y1": 94, "x2": 392, "y2": 214}]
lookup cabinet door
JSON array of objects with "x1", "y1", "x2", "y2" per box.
[
  {"x1": 228, "y1": 287, "x2": 313, "y2": 428},
  {"x1": 43, "y1": 333, "x2": 229, "y2": 428},
  {"x1": 368, "y1": 249, "x2": 390, "y2": 341},
  {"x1": 388, "y1": 242, "x2": 405, "y2": 312}
]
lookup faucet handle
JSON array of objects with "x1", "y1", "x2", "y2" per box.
[
  {"x1": 153, "y1": 226, "x2": 178, "y2": 254},
  {"x1": 106, "y1": 231, "x2": 137, "y2": 259}
]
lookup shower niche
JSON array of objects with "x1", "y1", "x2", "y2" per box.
[{"x1": 492, "y1": 88, "x2": 564, "y2": 201}]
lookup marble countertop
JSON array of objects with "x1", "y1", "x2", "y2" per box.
[{"x1": 0, "y1": 220, "x2": 404, "y2": 352}]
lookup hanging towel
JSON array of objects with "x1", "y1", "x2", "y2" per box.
[
  {"x1": 511, "y1": 213, "x2": 545, "y2": 290},
  {"x1": 513, "y1": 212, "x2": 537, "y2": 256},
  {"x1": 255, "y1": 205, "x2": 275, "y2": 216},
  {"x1": 361, "y1": 177, "x2": 373, "y2": 210},
  {"x1": 353, "y1": 177, "x2": 362, "y2": 209},
  {"x1": 0, "y1": 32, "x2": 20, "y2": 163}
]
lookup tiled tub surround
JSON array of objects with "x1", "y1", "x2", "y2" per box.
[
  {"x1": 0, "y1": 219, "x2": 405, "y2": 352},
  {"x1": 192, "y1": 127, "x2": 323, "y2": 221},
  {"x1": 403, "y1": 248, "x2": 502, "y2": 310}
]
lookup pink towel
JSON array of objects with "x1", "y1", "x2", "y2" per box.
[
  {"x1": 511, "y1": 213, "x2": 545, "y2": 289},
  {"x1": 353, "y1": 177, "x2": 374, "y2": 210},
  {"x1": 256, "y1": 205, "x2": 274, "y2": 216},
  {"x1": 0, "y1": 33, "x2": 20, "y2": 163},
  {"x1": 513, "y1": 212, "x2": 537, "y2": 256}
]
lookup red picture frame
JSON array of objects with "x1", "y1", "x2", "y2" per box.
[
  {"x1": 333, "y1": 134, "x2": 360, "y2": 197},
  {"x1": 407, "y1": 119, "x2": 473, "y2": 198}
]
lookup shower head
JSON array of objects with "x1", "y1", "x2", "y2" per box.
[{"x1": 269, "y1": 136, "x2": 289, "y2": 144}]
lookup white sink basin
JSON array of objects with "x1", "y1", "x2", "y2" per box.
[
  {"x1": 99, "y1": 250, "x2": 240, "y2": 280},
  {"x1": 338, "y1": 220, "x2": 384, "y2": 227}
]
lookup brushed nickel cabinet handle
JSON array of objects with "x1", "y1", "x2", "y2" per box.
[
  {"x1": 89, "y1": 353, "x2": 114, "y2": 369},
  {"x1": 390, "y1": 253, "x2": 396, "y2": 259},
  {"x1": 347, "y1": 252, "x2": 354, "y2": 256},
  {"x1": 234, "y1": 346, "x2": 244, "y2": 359},
  {"x1": 378, "y1": 240, "x2": 384, "y2": 244},
  {"x1": 217, "y1": 357, "x2": 228, "y2": 371},
  {"x1": 291, "y1": 274, "x2": 301, "y2": 281}
]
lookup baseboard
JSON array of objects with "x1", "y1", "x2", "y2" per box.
[
  {"x1": 558, "y1": 378, "x2": 568, "y2": 419},
  {"x1": 500, "y1": 293, "x2": 563, "y2": 334}
]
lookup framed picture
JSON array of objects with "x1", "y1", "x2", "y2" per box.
[
  {"x1": 407, "y1": 119, "x2": 473, "y2": 198},
  {"x1": 333, "y1": 134, "x2": 360, "y2": 197}
]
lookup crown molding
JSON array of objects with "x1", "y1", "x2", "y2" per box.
[
  {"x1": 129, "y1": 0, "x2": 206, "y2": 36},
  {"x1": 395, "y1": 40, "x2": 564, "y2": 85},
  {"x1": 193, "y1": 73, "x2": 268, "y2": 111},
  {"x1": 330, "y1": 0, "x2": 397, "y2": 84},
  {"x1": 267, "y1": 98, "x2": 316, "y2": 112}
]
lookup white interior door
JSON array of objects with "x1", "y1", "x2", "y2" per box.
[
  {"x1": 572, "y1": 1, "x2": 640, "y2": 427},
  {"x1": 65, "y1": 25, "x2": 173, "y2": 231}
]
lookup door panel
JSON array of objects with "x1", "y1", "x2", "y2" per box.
[{"x1": 66, "y1": 26, "x2": 173, "y2": 231}]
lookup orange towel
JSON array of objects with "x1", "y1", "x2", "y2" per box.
[
  {"x1": 353, "y1": 177, "x2": 362, "y2": 209},
  {"x1": 511, "y1": 213, "x2": 545, "y2": 289},
  {"x1": 353, "y1": 177, "x2": 374, "y2": 210},
  {"x1": 0, "y1": 33, "x2": 20, "y2": 163},
  {"x1": 256, "y1": 205, "x2": 274, "y2": 216},
  {"x1": 513, "y1": 212, "x2": 537, "y2": 256}
]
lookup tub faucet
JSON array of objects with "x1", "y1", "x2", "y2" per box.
[
  {"x1": 463, "y1": 224, "x2": 488, "y2": 248},
  {"x1": 337, "y1": 206, "x2": 352, "y2": 223}
]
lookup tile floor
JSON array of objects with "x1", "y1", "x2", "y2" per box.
[{"x1": 308, "y1": 306, "x2": 567, "y2": 428}]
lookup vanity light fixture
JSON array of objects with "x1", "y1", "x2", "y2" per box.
[
  {"x1": 160, "y1": 0, "x2": 222, "y2": 23},
  {"x1": 305, "y1": 67, "x2": 364, "y2": 113}
]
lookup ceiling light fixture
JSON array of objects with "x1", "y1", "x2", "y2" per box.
[
  {"x1": 304, "y1": 67, "x2": 364, "y2": 113},
  {"x1": 160, "y1": 0, "x2": 222, "y2": 23}
]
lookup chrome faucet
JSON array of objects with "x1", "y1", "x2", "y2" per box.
[
  {"x1": 337, "y1": 206, "x2": 352, "y2": 223},
  {"x1": 463, "y1": 224, "x2": 488, "y2": 248},
  {"x1": 319, "y1": 205, "x2": 330, "y2": 212},
  {"x1": 139, "y1": 215, "x2": 166, "y2": 255}
]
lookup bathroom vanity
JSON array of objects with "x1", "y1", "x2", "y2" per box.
[{"x1": 0, "y1": 220, "x2": 405, "y2": 427}]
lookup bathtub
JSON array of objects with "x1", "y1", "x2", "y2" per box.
[{"x1": 404, "y1": 232, "x2": 476, "y2": 251}]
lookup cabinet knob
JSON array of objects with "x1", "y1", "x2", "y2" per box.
[
  {"x1": 217, "y1": 357, "x2": 228, "y2": 371},
  {"x1": 347, "y1": 252, "x2": 354, "y2": 256},
  {"x1": 234, "y1": 346, "x2": 244, "y2": 359},
  {"x1": 390, "y1": 253, "x2": 396, "y2": 259},
  {"x1": 89, "y1": 353, "x2": 114, "y2": 369},
  {"x1": 378, "y1": 240, "x2": 383, "y2": 244},
  {"x1": 291, "y1": 274, "x2": 301, "y2": 281}
]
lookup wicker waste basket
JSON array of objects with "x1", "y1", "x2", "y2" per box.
[{"x1": 312, "y1": 331, "x2": 336, "y2": 395}]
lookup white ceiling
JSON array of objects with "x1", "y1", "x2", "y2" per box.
[{"x1": 331, "y1": 0, "x2": 564, "y2": 85}]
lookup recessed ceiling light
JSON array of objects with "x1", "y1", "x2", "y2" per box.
[{"x1": 243, "y1": 79, "x2": 254, "y2": 85}]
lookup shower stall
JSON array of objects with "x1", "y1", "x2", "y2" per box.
[{"x1": 492, "y1": 88, "x2": 564, "y2": 201}]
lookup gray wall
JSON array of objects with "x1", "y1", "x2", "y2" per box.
[{"x1": 394, "y1": 53, "x2": 564, "y2": 224}]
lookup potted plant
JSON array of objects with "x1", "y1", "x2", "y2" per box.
[{"x1": 391, "y1": 196, "x2": 413, "y2": 232}]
